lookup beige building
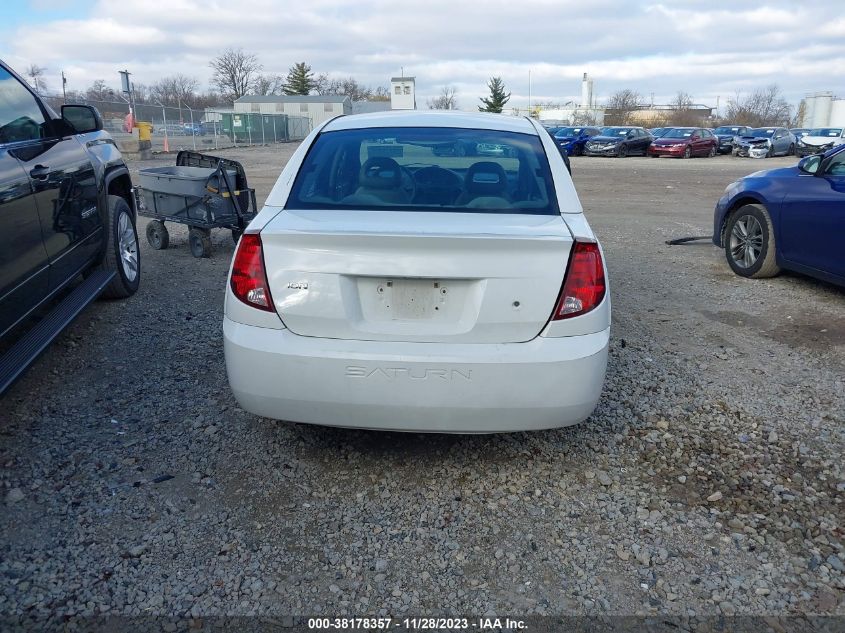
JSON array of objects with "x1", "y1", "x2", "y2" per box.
[{"x1": 234, "y1": 95, "x2": 352, "y2": 127}]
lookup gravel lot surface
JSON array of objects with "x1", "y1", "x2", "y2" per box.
[{"x1": 1, "y1": 146, "x2": 843, "y2": 622}]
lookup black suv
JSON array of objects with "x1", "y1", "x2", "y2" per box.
[{"x1": 0, "y1": 60, "x2": 140, "y2": 393}]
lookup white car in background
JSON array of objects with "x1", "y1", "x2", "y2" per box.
[
  {"x1": 796, "y1": 127, "x2": 845, "y2": 157},
  {"x1": 223, "y1": 111, "x2": 610, "y2": 433}
]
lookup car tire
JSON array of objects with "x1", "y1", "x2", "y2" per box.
[
  {"x1": 766, "y1": 146, "x2": 774, "y2": 158},
  {"x1": 683, "y1": 146, "x2": 691, "y2": 159},
  {"x1": 571, "y1": 144, "x2": 582, "y2": 157},
  {"x1": 724, "y1": 204, "x2": 781, "y2": 279},
  {"x1": 708, "y1": 146, "x2": 716, "y2": 158},
  {"x1": 188, "y1": 227, "x2": 212, "y2": 258},
  {"x1": 96, "y1": 195, "x2": 141, "y2": 299},
  {"x1": 145, "y1": 220, "x2": 169, "y2": 250},
  {"x1": 788, "y1": 143, "x2": 795, "y2": 156},
  {"x1": 618, "y1": 144, "x2": 628, "y2": 158}
]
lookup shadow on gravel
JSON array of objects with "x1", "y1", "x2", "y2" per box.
[{"x1": 279, "y1": 421, "x2": 589, "y2": 466}]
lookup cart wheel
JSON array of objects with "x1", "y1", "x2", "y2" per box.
[
  {"x1": 232, "y1": 229, "x2": 243, "y2": 244},
  {"x1": 188, "y1": 228, "x2": 212, "y2": 258},
  {"x1": 145, "y1": 220, "x2": 169, "y2": 250}
]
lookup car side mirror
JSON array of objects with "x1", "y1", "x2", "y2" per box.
[
  {"x1": 61, "y1": 105, "x2": 103, "y2": 134},
  {"x1": 798, "y1": 155, "x2": 821, "y2": 175}
]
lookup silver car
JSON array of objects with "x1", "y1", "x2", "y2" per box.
[{"x1": 734, "y1": 127, "x2": 796, "y2": 158}]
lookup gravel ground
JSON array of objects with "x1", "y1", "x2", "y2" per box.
[{"x1": 1, "y1": 146, "x2": 843, "y2": 622}]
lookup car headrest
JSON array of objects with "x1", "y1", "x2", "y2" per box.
[
  {"x1": 359, "y1": 157, "x2": 402, "y2": 190},
  {"x1": 464, "y1": 161, "x2": 507, "y2": 196}
]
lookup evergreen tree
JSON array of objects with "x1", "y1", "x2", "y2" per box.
[
  {"x1": 478, "y1": 77, "x2": 511, "y2": 113},
  {"x1": 283, "y1": 62, "x2": 317, "y2": 96}
]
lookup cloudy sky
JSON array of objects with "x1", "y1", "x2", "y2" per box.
[{"x1": 1, "y1": 0, "x2": 843, "y2": 112}]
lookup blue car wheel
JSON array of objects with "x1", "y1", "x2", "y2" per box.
[{"x1": 724, "y1": 204, "x2": 781, "y2": 279}]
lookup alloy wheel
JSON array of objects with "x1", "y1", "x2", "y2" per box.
[
  {"x1": 729, "y1": 214, "x2": 764, "y2": 269},
  {"x1": 117, "y1": 211, "x2": 139, "y2": 282}
]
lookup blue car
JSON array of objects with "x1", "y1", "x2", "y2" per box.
[
  {"x1": 553, "y1": 126, "x2": 602, "y2": 156},
  {"x1": 713, "y1": 144, "x2": 845, "y2": 286}
]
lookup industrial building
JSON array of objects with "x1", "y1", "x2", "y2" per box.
[
  {"x1": 233, "y1": 95, "x2": 352, "y2": 127},
  {"x1": 801, "y1": 92, "x2": 845, "y2": 128}
]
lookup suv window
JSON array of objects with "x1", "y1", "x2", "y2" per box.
[
  {"x1": 0, "y1": 67, "x2": 47, "y2": 144},
  {"x1": 287, "y1": 126, "x2": 559, "y2": 215}
]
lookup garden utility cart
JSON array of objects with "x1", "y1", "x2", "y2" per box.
[{"x1": 135, "y1": 151, "x2": 257, "y2": 258}]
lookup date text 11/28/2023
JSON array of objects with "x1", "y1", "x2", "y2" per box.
[{"x1": 307, "y1": 617, "x2": 528, "y2": 630}]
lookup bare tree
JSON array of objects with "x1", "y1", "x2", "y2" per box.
[
  {"x1": 150, "y1": 74, "x2": 199, "y2": 106},
  {"x1": 210, "y1": 48, "x2": 262, "y2": 101},
  {"x1": 605, "y1": 89, "x2": 642, "y2": 125},
  {"x1": 791, "y1": 99, "x2": 807, "y2": 128},
  {"x1": 253, "y1": 74, "x2": 285, "y2": 96},
  {"x1": 371, "y1": 85, "x2": 390, "y2": 102},
  {"x1": 27, "y1": 64, "x2": 48, "y2": 94},
  {"x1": 132, "y1": 82, "x2": 152, "y2": 104},
  {"x1": 667, "y1": 91, "x2": 700, "y2": 126},
  {"x1": 724, "y1": 85, "x2": 792, "y2": 127},
  {"x1": 85, "y1": 79, "x2": 117, "y2": 102},
  {"x1": 571, "y1": 110, "x2": 598, "y2": 126},
  {"x1": 314, "y1": 75, "x2": 386, "y2": 102},
  {"x1": 427, "y1": 86, "x2": 458, "y2": 110}
]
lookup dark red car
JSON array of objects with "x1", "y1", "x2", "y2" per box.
[{"x1": 648, "y1": 127, "x2": 718, "y2": 158}]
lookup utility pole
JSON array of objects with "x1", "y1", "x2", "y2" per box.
[{"x1": 61, "y1": 71, "x2": 67, "y2": 103}]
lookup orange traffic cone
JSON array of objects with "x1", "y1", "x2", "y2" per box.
[{"x1": 163, "y1": 135, "x2": 170, "y2": 153}]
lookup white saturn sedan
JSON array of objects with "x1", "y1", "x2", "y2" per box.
[{"x1": 223, "y1": 111, "x2": 610, "y2": 433}]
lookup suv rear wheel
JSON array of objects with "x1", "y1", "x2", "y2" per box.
[{"x1": 96, "y1": 195, "x2": 141, "y2": 298}]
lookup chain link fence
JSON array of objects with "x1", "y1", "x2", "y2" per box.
[{"x1": 42, "y1": 96, "x2": 312, "y2": 153}]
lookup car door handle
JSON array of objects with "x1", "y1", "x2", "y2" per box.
[{"x1": 29, "y1": 164, "x2": 50, "y2": 180}]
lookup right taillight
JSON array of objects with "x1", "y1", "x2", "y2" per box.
[
  {"x1": 552, "y1": 241, "x2": 606, "y2": 320},
  {"x1": 230, "y1": 233, "x2": 274, "y2": 312}
]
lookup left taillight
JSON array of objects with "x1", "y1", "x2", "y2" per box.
[
  {"x1": 552, "y1": 241, "x2": 606, "y2": 320},
  {"x1": 230, "y1": 233, "x2": 274, "y2": 312}
]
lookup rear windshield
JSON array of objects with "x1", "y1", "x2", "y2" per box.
[{"x1": 286, "y1": 126, "x2": 559, "y2": 214}]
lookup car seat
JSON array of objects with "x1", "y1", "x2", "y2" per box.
[
  {"x1": 354, "y1": 157, "x2": 411, "y2": 204},
  {"x1": 456, "y1": 161, "x2": 511, "y2": 206}
]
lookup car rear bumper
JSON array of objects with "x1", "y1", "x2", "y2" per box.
[{"x1": 224, "y1": 318, "x2": 610, "y2": 433}]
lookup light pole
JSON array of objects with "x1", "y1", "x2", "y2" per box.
[{"x1": 119, "y1": 70, "x2": 134, "y2": 119}]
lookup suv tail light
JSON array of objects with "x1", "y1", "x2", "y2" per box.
[
  {"x1": 552, "y1": 241, "x2": 606, "y2": 320},
  {"x1": 230, "y1": 233, "x2": 274, "y2": 312}
]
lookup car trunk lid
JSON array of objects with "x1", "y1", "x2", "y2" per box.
[{"x1": 259, "y1": 209, "x2": 573, "y2": 343}]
